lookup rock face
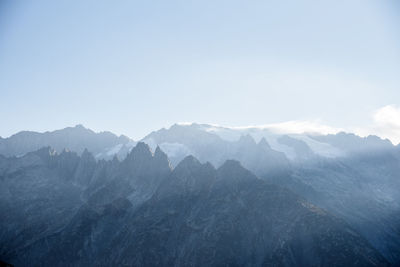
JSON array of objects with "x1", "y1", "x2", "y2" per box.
[{"x1": 0, "y1": 144, "x2": 389, "y2": 266}]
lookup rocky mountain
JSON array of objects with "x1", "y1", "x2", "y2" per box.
[
  {"x1": 0, "y1": 125, "x2": 133, "y2": 159},
  {"x1": 1, "y1": 124, "x2": 400, "y2": 265},
  {"x1": 309, "y1": 132, "x2": 395, "y2": 156},
  {"x1": 139, "y1": 123, "x2": 400, "y2": 265},
  {"x1": 142, "y1": 124, "x2": 291, "y2": 178},
  {"x1": 0, "y1": 143, "x2": 389, "y2": 266},
  {"x1": 179, "y1": 123, "x2": 346, "y2": 160}
]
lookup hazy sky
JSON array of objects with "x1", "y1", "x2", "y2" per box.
[{"x1": 1, "y1": 0, "x2": 399, "y2": 141}]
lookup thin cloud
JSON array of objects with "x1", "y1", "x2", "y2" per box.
[
  {"x1": 253, "y1": 120, "x2": 343, "y2": 135},
  {"x1": 179, "y1": 120, "x2": 343, "y2": 135},
  {"x1": 177, "y1": 105, "x2": 400, "y2": 145}
]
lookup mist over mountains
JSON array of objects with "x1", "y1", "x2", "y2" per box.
[{"x1": 0, "y1": 124, "x2": 399, "y2": 266}]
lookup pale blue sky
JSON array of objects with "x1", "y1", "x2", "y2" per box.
[{"x1": 1, "y1": 0, "x2": 399, "y2": 140}]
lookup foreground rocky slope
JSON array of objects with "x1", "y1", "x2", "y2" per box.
[{"x1": 0, "y1": 143, "x2": 389, "y2": 266}]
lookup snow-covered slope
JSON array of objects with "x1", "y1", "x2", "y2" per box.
[
  {"x1": 87, "y1": 123, "x2": 391, "y2": 163},
  {"x1": 197, "y1": 123, "x2": 344, "y2": 160}
]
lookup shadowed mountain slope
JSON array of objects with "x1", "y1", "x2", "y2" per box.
[{"x1": 0, "y1": 144, "x2": 389, "y2": 266}]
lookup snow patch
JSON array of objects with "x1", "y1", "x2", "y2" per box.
[
  {"x1": 290, "y1": 134, "x2": 345, "y2": 158},
  {"x1": 199, "y1": 124, "x2": 344, "y2": 159}
]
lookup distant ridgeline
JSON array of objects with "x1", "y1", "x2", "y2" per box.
[{"x1": 0, "y1": 124, "x2": 399, "y2": 266}]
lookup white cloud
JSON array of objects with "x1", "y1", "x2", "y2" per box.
[
  {"x1": 354, "y1": 105, "x2": 400, "y2": 145},
  {"x1": 263, "y1": 110, "x2": 400, "y2": 145},
  {"x1": 239, "y1": 107, "x2": 400, "y2": 144},
  {"x1": 373, "y1": 105, "x2": 400, "y2": 129}
]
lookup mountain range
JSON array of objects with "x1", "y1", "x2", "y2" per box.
[{"x1": 0, "y1": 124, "x2": 399, "y2": 266}]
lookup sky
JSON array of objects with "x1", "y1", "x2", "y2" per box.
[{"x1": 1, "y1": 0, "x2": 400, "y2": 143}]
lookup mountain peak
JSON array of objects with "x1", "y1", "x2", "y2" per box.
[
  {"x1": 61, "y1": 124, "x2": 93, "y2": 134},
  {"x1": 157, "y1": 154, "x2": 216, "y2": 197},
  {"x1": 82, "y1": 147, "x2": 90, "y2": 155},
  {"x1": 217, "y1": 159, "x2": 258, "y2": 184},
  {"x1": 154, "y1": 146, "x2": 171, "y2": 167},
  {"x1": 238, "y1": 134, "x2": 256, "y2": 145},
  {"x1": 122, "y1": 142, "x2": 171, "y2": 174},
  {"x1": 112, "y1": 154, "x2": 119, "y2": 163},
  {"x1": 258, "y1": 137, "x2": 271, "y2": 149},
  {"x1": 74, "y1": 124, "x2": 86, "y2": 129},
  {"x1": 175, "y1": 155, "x2": 201, "y2": 170},
  {"x1": 127, "y1": 142, "x2": 152, "y2": 158},
  {"x1": 154, "y1": 145, "x2": 166, "y2": 157},
  {"x1": 81, "y1": 148, "x2": 95, "y2": 162},
  {"x1": 154, "y1": 145, "x2": 163, "y2": 154},
  {"x1": 219, "y1": 159, "x2": 243, "y2": 170}
]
